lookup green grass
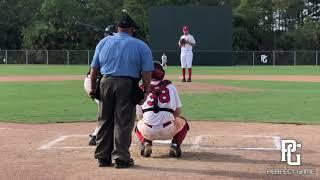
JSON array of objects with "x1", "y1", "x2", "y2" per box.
[
  {"x1": 0, "y1": 65, "x2": 89, "y2": 75},
  {"x1": 0, "y1": 79, "x2": 319, "y2": 124},
  {"x1": 181, "y1": 80, "x2": 320, "y2": 124},
  {"x1": 1, "y1": 64, "x2": 320, "y2": 75},
  {"x1": 1, "y1": 65, "x2": 320, "y2": 124},
  {"x1": 0, "y1": 81, "x2": 97, "y2": 123}
]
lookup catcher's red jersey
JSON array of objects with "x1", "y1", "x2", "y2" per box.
[{"x1": 137, "y1": 80, "x2": 182, "y2": 125}]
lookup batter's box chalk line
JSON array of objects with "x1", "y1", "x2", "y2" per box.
[{"x1": 38, "y1": 134, "x2": 281, "y2": 151}]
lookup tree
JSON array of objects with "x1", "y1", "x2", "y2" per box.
[
  {"x1": 22, "y1": 0, "x2": 121, "y2": 49},
  {"x1": 0, "y1": 0, "x2": 42, "y2": 49}
]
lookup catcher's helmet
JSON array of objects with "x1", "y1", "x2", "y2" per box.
[
  {"x1": 152, "y1": 61, "x2": 165, "y2": 80},
  {"x1": 105, "y1": 25, "x2": 116, "y2": 35}
]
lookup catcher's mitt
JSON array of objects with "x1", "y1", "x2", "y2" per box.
[
  {"x1": 179, "y1": 38, "x2": 187, "y2": 44},
  {"x1": 93, "y1": 74, "x2": 102, "y2": 100}
]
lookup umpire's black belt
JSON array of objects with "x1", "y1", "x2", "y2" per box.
[
  {"x1": 103, "y1": 75, "x2": 139, "y2": 82},
  {"x1": 144, "y1": 121, "x2": 172, "y2": 128}
]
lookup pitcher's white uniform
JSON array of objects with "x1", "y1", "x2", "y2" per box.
[
  {"x1": 136, "y1": 80, "x2": 185, "y2": 140},
  {"x1": 179, "y1": 34, "x2": 196, "y2": 68}
]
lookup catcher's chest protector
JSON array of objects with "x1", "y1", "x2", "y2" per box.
[
  {"x1": 149, "y1": 80, "x2": 172, "y2": 97},
  {"x1": 145, "y1": 80, "x2": 173, "y2": 113}
]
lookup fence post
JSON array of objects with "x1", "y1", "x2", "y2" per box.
[
  {"x1": 5, "y1": 50, "x2": 8, "y2": 64},
  {"x1": 87, "y1": 50, "x2": 90, "y2": 65},
  {"x1": 46, "y1": 50, "x2": 49, "y2": 64},
  {"x1": 293, "y1": 51, "x2": 296, "y2": 66},
  {"x1": 252, "y1": 51, "x2": 255, "y2": 66},
  {"x1": 316, "y1": 51, "x2": 318, "y2": 67},
  {"x1": 67, "y1": 50, "x2": 70, "y2": 65},
  {"x1": 26, "y1": 50, "x2": 28, "y2": 64},
  {"x1": 273, "y1": 51, "x2": 276, "y2": 66}
]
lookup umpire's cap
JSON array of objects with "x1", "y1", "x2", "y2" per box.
[{"x1": 117, "y1": 12, "x2": 139, "y2": 29}]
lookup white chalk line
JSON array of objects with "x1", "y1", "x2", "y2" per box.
[
  {"x1": 38, "y1": 135, "x2": 87, "y2": 150},
  {"x1": 38, "y1": 134, "x2": 282, "y2": 151},
  {"x1": 272, "y1": 136, "x2": 281, "y2": 150}
]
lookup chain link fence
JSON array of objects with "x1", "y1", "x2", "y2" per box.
[
  {"x1": 0, "y1": 50, "x2": 318, "y2": 66},
  {"x1": 0, "y1": 50, "x2": 95, "y2": 65}
]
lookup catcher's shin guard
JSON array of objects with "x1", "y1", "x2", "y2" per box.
[
  {"x1": 135, "y1": 127, "x2": 153, "y2": 157},
  {"x1": 170, "y1": 121, "x2": 189, "y2": 157},
  {"x1": 135, "y1": 126, "x2": 145, "y2": 143},
  {"x1": 172, "y1": 121, "x2": 189, "y2": 146}
]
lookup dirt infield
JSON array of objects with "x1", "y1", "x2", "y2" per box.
[
  {"x1": 0, "y1": 75, "x2": 319, "y2": 179},
  {"x1": 0, "y1": 121, "x2": 319, "y2": 180}
]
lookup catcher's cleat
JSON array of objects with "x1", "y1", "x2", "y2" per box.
[
  {"x1": 169, "y1": 143, "x2": 181, "y2": 157},
  {"x1": 88, "y1": 135, "x2": 96, "y2": 146},
  {"x1": 187, "y1": 78, "x2": 192, "y2": 82},
  {"x1": 140, "y1": 142, "x2": 152, "y2": 157},
  {"x1": 181, "y1": 78, "x2": 186, "y2": 82}
]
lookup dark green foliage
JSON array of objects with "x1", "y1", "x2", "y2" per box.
[{"x1": 0, "y1": 0, "x2": 319, "y2": 50}]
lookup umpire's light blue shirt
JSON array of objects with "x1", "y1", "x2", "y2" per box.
[{"x1": 91, "y1": 32, "x2": 154, "y2": 78}]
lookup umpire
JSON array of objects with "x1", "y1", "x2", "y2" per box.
[{"x1": 89, "y1": 13, "x2": 153, "y2": 168}]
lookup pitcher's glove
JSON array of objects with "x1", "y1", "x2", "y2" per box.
[{"x1": 179, "y1": 39, "x2": 187, "y2": 45}]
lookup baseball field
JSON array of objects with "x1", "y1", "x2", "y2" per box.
[{"x1": 0, "y1": 65, "x2": 319, "y2": 179}]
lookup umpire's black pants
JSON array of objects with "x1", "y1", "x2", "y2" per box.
[{"x1": 94, "y1": 76, "x2": 136, "y2": 161}]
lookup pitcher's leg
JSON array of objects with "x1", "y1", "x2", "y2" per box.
[
  {"x1": 180, "y1": 53, "x2": 187, "y2": 82},
  {"x1": 187, "y1": 54, "x2": 193, "y2": 82}
]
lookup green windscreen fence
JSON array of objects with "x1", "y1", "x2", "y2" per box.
[{"x1": 149, "y1": 6, "x2": 233, "y2": 66}]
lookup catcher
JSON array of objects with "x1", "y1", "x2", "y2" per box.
[
  {"x1": 135, "y1": 61, "x2": 189, "y2": 157},
  {"x1": 84, "y1": 68, "x2": 102, "y2": 145}
]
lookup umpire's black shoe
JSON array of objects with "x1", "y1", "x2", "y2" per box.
[
  {"x1": 114, "y1": 158, "x2": 134, "y2": 169},
  {"x1": 88, "y1": 135, "x2": 96, "y2": 146},
  {"x1": 98, "y1": 158, "x2": 112, "y2": 167}
]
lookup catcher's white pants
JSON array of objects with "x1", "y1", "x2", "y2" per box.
[
  {"x1": 180, "y1": 52, "x2": 193, "y2": 68},
  {"x1": 136, "y1": 116, "x2": 186, "y2": 141}
]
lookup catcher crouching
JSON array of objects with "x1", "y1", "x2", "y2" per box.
[{"x1": 135, "y1": 61, "x2": 189, "y2": 157}]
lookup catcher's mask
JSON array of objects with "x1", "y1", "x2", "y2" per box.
[
  {"x1": 105, "y1": 25, "x2": 116, "y2": 36},
  {"x1": 152, "y1": 61, "x2": 165, "y2": 81}
]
